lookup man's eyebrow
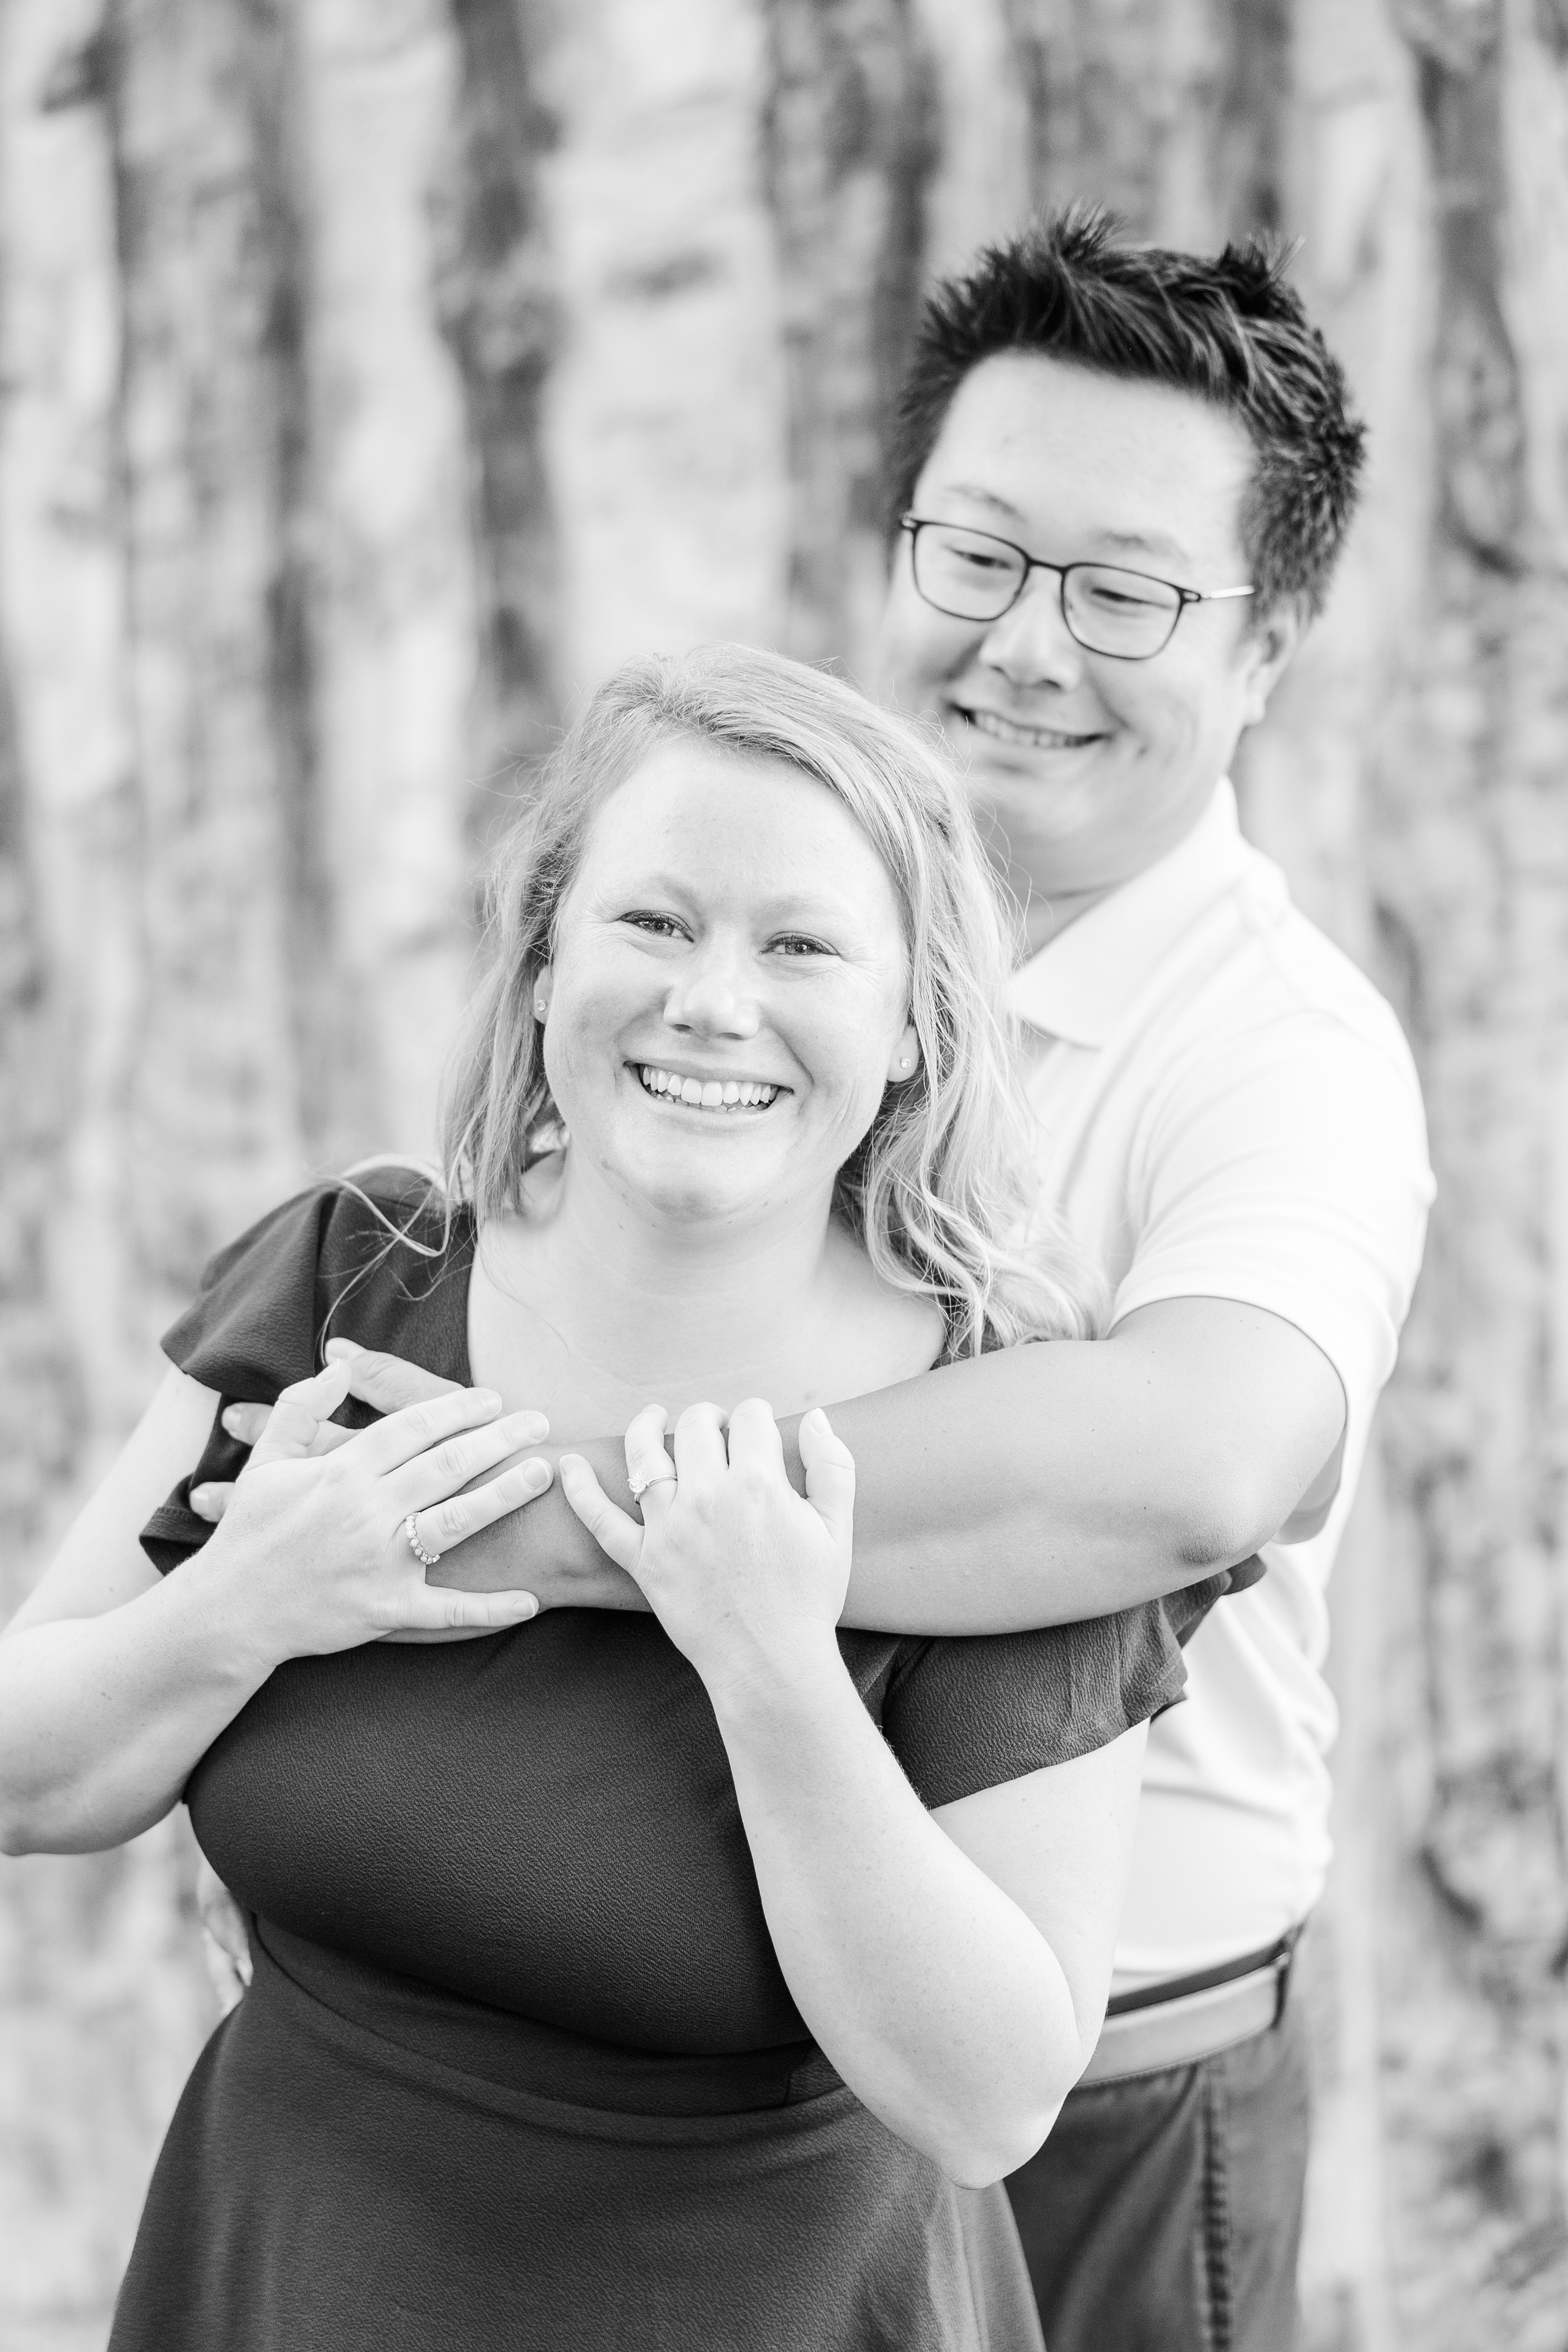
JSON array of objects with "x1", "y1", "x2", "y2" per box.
[
  {"x1": 1092, "y1": 526, "x2": 1192, "y2": 567},
  {"x1": 927, "y1": 486, "x2": 1194, "y2": 570},
  {"x1": 932, "y1": 483, "x2": 1025, "y2": 523}
]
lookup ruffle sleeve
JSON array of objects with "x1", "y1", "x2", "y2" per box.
[
  {"x1": 139, "y1": 1173, "x2": 460, "y2": 1577},
  {"x1": 879, "y1": 1577, "x2": 1232, "y2": 1810}
]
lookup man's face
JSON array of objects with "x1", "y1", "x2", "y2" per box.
[{"x1": 875, "y1": 354, "x2": 1298, "y2": 926}]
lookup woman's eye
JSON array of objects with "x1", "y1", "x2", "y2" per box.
[
  {"x1": 769, "y1": 934, "x2": 833, "y2": 959},
  {"x1": 621, "y1": 911, "x2": 689, "y2": 940}
]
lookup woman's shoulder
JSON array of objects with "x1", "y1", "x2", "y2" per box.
[
  {"x1": 820, "y1": 1221, "x2": 947, "y2": 1393},
  {"x1": 159, "y1": 1164, "x2": 471, "y2": 1401}
]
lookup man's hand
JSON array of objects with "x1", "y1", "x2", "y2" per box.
[{"x1": 197, "y1": 1857, "x2": 252, "y2": 2015}]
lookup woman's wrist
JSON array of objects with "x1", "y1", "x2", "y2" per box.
[
  {"x1": 699, "y1": 1620, "x2": 849, "y2": 1739},
  {"x1": 178, "y1": 1524, "x2": 298, "y2": 1686}
]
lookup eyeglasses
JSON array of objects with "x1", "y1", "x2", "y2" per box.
[{"x1": 899, "y1": 515, "x2": 1254, "y2": 661}]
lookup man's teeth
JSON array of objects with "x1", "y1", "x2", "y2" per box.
[
  {"x1": 964, "y1": 707, "x2": 1098, "y2": 750},
  {"x1": 638, "y1": 1067, "x2": 780, "y2": 1111}
]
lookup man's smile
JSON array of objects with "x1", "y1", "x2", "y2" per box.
[{"x1": 950, "y1": 701, "x2": 1111, "y2": 752}]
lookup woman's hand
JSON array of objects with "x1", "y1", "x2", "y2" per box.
[
  {"x1": 557, "y1": 1400, "x2": 854, "y2": 1700},
  {"x1": 207, "y1": 1362, "x2": 551, "y2": 1659}
]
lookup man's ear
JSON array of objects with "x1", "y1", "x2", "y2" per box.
[{"x1": 1238, "y1": 604, "x2": 1304, "y2": 728}]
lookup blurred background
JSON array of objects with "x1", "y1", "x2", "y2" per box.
[{"x1": 1, "y1": 1, "x2": 1564, "y2": 2346}]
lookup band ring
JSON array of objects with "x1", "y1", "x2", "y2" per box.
[
  {"x1": 404, "y1": 1512, "x2": 442, "y2": 1569},
  {"x1": 628, "y1": 1465, "x2": 677, "y2": 1504}
]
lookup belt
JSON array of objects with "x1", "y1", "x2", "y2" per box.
[{"x1": 1077, "y1": 1927, "x2": 1303, "y2": 2087}]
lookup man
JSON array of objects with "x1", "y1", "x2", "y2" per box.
[{"x1": 196, "y1": 212, "x2": 1431, "y2": 2348}]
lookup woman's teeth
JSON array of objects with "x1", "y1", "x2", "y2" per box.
[{"x1": 638, "y1": 1067, "x2": 780, "y2": 1111}]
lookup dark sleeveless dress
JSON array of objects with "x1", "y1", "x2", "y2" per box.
[{"x1": 113, "y1": 1176, "x2": 1215, "y2": 2352}]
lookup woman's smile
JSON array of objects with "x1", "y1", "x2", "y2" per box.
[{"x1": 633, "y1": 1063, "x2": 785, "y2": 1113}]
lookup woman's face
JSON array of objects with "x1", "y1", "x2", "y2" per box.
[{"x1": 538, "y1": 738, "x2": 918, "y2": 1237}]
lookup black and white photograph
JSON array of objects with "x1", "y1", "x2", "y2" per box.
[{"x1": 0, "y1": 3, "x2": 1562, "y2": 2348}]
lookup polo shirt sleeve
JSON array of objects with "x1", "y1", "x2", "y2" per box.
[{"x1": 1110, "y1": 1008, "x2": 1432, "y2": 1417}]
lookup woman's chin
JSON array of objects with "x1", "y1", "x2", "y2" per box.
[{"x1": 597, "y1": 1128, "x2": 789, "y2": 1231}]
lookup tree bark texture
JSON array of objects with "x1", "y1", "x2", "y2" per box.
[{"x1": 1, "y1": 4, "x2": 1564, "y2": 2345}]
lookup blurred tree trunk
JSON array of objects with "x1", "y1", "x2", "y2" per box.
[
  {"x1": 1367, "y1": 5, "x2": 1568, "y2": 2344},
  {"x1": 535, "y1": 0, "x2": 790, "y2": 691},
  {"x1": 762, "y1": 0, "x2": 935, "y2": 670},
  {"x1": 0, "y1": 0, "x2": 145, "y2": 1452},
  {"x1": 108, "y1": 0, "x2": 317, "y2": 1303},
  {"x1": 294, "y1": 0, "x2": 485, "y2": 1162},
  {"x1": 435, "y1": 0, "x2": 560, "y2": 807}
]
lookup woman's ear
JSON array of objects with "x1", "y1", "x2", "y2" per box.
[
  {"x1": 888, "y1": 1022, "x2": 920, "y2": 1083},
  {"x1": 533, "y1": 966, "x2": 553, "y2": 1023}
]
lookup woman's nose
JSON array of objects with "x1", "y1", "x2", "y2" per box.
[
  {"x1": 663, "y1": 940, "x2": 762, "y2": 1037},
  {"x1": 979, "y1": 574, "x2": 1086, "y2": 690}
]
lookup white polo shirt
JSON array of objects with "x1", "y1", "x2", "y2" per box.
[{"x1": 1007, "y1": 780, "x2": 1433, "y2": 1990}]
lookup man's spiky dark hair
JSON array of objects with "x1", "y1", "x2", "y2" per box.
[{"x1": 888, "y1": 204, "x2": 1366, "y2": 618}]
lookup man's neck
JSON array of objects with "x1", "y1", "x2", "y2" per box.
[
  {"x1": 1012, "y1": 780, "x2": 1232, "y2": 958},
  {"x1": 1018, "y1": 879, "x2": 1116, "y2": 956}
]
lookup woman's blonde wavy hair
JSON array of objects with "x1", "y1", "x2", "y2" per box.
[{"x1": 439, "y1": 643, "x2": 1107, "y2": 1356}]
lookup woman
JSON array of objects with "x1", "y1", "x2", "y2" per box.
[{"x1": 1, "y1": 647, "x2": 1209, "y2": 2351}]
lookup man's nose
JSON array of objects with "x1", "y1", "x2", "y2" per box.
[
  {"x1": 978, "y1": 573, "x2": 1086, "y2": 690},
  {"x1": 664, "y1": 937, "x2": 762, "y2": 1036}
]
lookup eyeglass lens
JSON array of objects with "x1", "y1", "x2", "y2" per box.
[{"x1": 911, "y1": 521, "x2": 1182, "y2": 657}]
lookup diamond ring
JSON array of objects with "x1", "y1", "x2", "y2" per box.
[
  {"x1": 628, "y1": 1465, "x2": 678, "y2": 1504},
  {"x1": 404, "y1": 1513, "x2": 442, "y2": 1568}
]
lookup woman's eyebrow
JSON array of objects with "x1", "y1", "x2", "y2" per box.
[{"x1": 600, "y1": 870, "x2": 864, "y2": 927}]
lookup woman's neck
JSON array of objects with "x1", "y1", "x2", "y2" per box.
[{"x1": 474, "y1": 1149, "x2": 926, "y2": 1422}]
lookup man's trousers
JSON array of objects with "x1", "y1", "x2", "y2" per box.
[{"x1": 1004, "y1": 1995, "x2": 1311, "y2": 2352}]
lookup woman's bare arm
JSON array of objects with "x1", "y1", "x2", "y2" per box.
[
  {"x1": 0, "y1": 1368, "x2": 544, "y2": 1856},
  {"x1": 560, "y1": 1399, "x2": 1145, "y2": 2184},
  {"x1": 718, "y1": 1664, "x2": 1144, "y2": 2182}
]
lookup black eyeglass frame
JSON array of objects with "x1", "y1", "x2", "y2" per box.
[{"x1": 899, "y1": 513, "x2": 1255, "y2": 660}]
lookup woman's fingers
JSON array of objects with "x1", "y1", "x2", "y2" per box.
[
  {"x1": 798, "y1": 1406, "x2": 856, "y2": 1547},
  {"x1": 395, "y1": 1583, "x2": 540, "y2": 1635},
  {"x1": 324, "y1": 1337, "x2": 461, "y2": 1414},
  {"x1": 348, "y1": 1384, "x2": 509, "y2": 1476},
  {"x1": 412, "y1": 1456, "x2": 554, "y2": 1556},
  {"x1": 724, "y1": 1396, "x2": 786, "y2": 1478},
  {"x1": 388, "y1": 1408, "x2": 552, "y2": 1514},
  {"x1": 222, "y1": 1399, "x2": 353, "y2": 1455},
  {"x1": 246, "y1": 1362, "x2": 356, "y2": 1468},
  {"x1": 624, "y1": 1403, "x2": 676, "y2": 1520},
  {"x1": 558, "y1": 1455, "x2": 644, "y2": 1575},
  {"x1": 671, "y1": 1400, "x2": 729, "y2": 1485}
]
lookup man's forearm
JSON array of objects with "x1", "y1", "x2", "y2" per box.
[{"x1": 443, "y1": 1297, "x2": 1347, "y2": 1635}]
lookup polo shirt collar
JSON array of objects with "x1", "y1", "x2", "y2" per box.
[{"x1": 1006, "y1": 780, "x2": 1252, "y2": 1047}]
